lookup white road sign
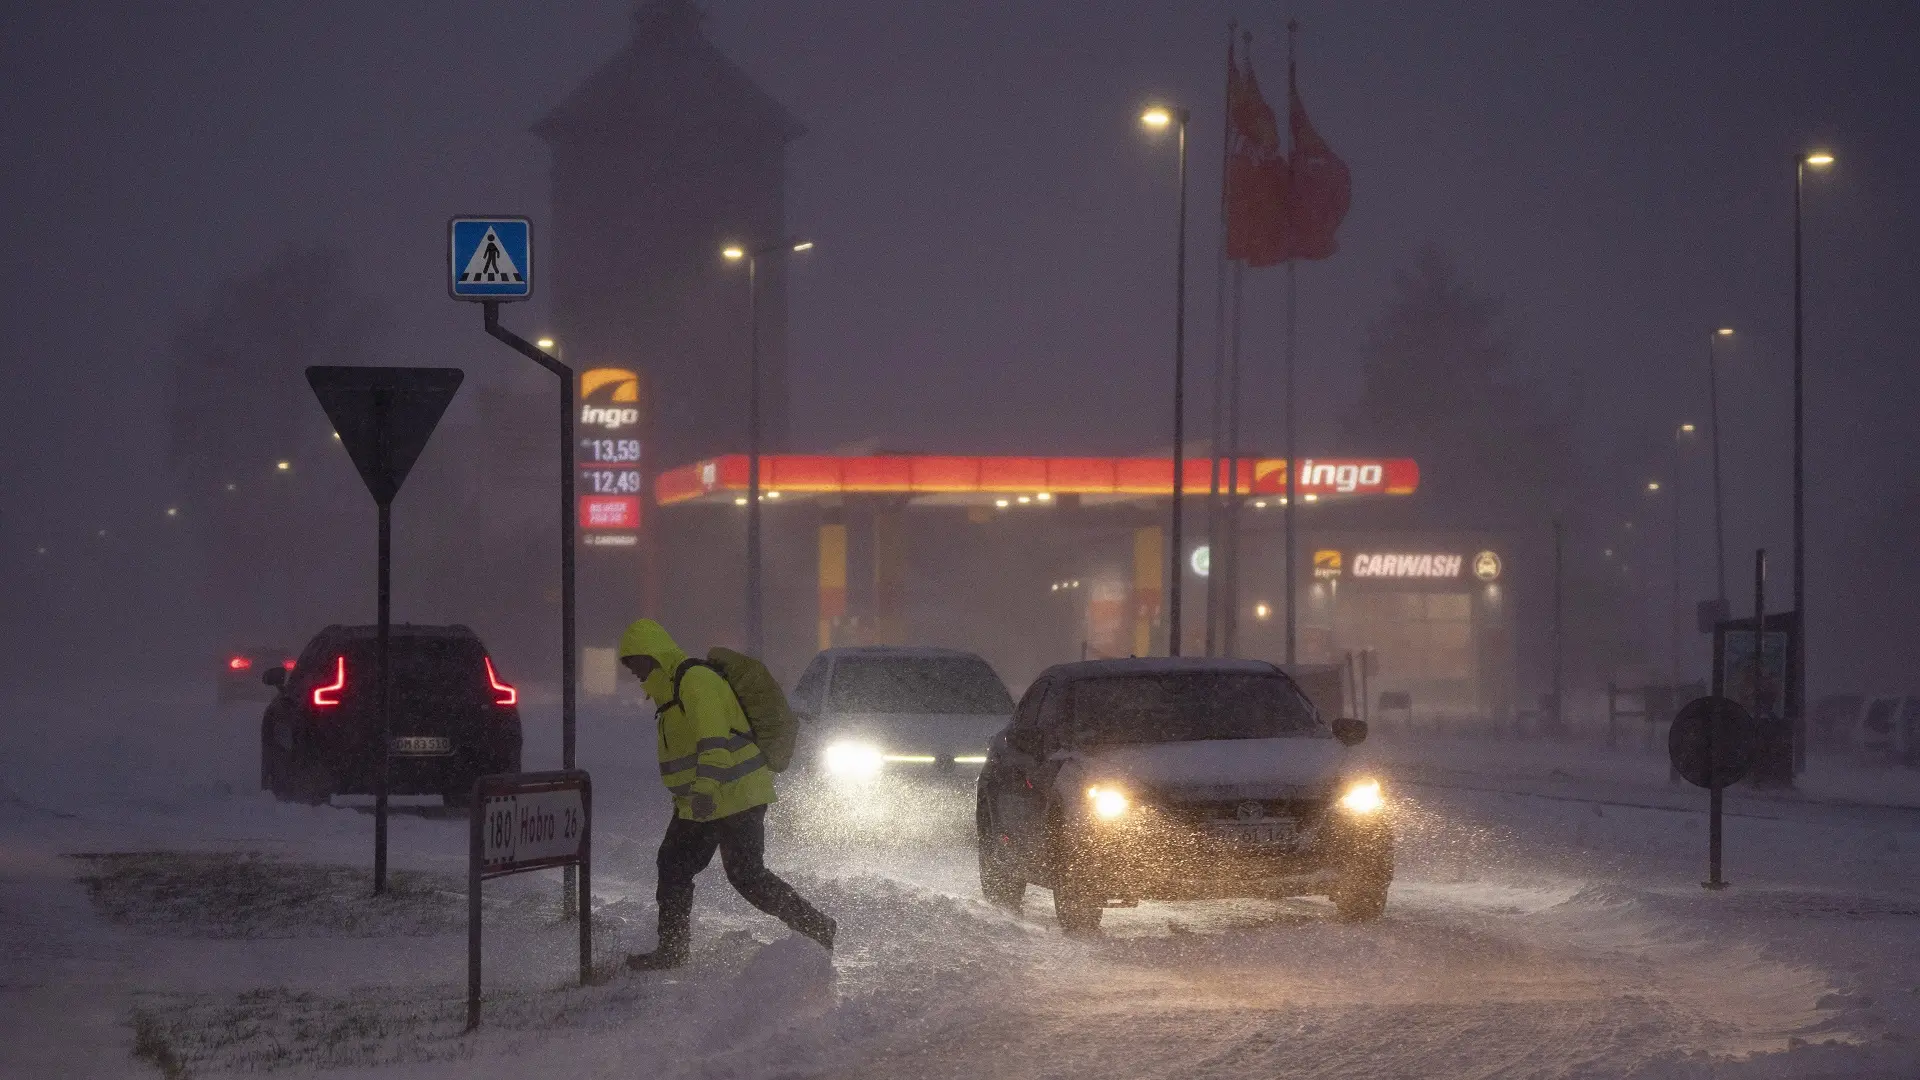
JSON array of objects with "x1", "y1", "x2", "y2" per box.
[{"x1": 481, "y1": 786, "x2": 585, "y2": 873}]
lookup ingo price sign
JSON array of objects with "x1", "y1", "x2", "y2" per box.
[{"x1": 577, "y1": 367, "x2": 644, "y2": 547}]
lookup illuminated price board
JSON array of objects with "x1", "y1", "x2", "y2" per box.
[{"x1": 575, "y1": 368, "x2": 644, "y2": 550}]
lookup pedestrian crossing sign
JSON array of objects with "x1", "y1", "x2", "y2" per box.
[{"x1": 449, "y1": 217, "x2": 532, "y2": 301}]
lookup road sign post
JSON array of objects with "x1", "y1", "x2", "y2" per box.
[
  {"x1": 448, "y1": 217, "x2": 581, "y2": 915},
  {"x1": 467, "y1": 770, "x2": 591, "y2": 1031},
  {"x1": 308, "y1": 366, "x2": 463, "y2": 895},
  {"x1": 1668, "y1": 694, "x2": 1756, "y2": 890}
]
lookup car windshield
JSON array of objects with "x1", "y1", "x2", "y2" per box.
[
  {"x1": 825, "y1": 656, "x2": 1013, "y2": 715},
  {"x1": 1070, "y1": 672, "x2": 1324, "y2": 745}
]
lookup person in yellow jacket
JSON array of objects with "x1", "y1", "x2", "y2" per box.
[{"x1": 618, "y1": 619, "x2": 835, "y2": 970}]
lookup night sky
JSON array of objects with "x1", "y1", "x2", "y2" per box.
[{"x1": 3, "y1": 1, "x2": 1915, "y2": 688}]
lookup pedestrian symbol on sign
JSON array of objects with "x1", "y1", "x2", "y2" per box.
[
  {"x1": 461, "y1": 228, "x2": 520, "y2": 284},
  {"x1": 449, "y1": 217, "x2": 532, "y2": 301}
]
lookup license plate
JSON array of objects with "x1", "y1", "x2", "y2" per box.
[
  {"x1": 392, "y1": 736, "x2": 452, "y2": 755},
  {"x1": 1209, "y1": 821, "x2": 1296, "y2": 846}
]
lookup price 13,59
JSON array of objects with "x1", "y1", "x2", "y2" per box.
[{"x1": 580, "y1": 438, "x2": 641, "y2": 464}]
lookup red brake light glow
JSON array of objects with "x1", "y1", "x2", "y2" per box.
[
  {"x1": 281, "y1": 659, "x2": 296, "y2": 670},
  {"x1": 228, "y1": 655, "x2": 252, "y2": 671},
  {"x1": 485, "y1": 657, "x2": 517, "y2": 706},
  {"x1": 312, "y1": 656, "x2": 346, "y2": 707}
]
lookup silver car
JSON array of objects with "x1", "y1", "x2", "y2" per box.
[{"x1": 791, "y1": 646, "x2": 1015, "y2": 782}]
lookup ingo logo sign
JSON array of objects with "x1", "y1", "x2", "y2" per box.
[{"x1": 579, "y1": 368, "x2": 641, "y2": 431}]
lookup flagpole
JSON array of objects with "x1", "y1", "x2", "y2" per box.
[
  {"x1": 1225, "y1": 259, "x2": 1246, "y2": 656},
  {"x1": 1283, "y1": 18, "x2": 1299, "y2": 668},
  {"x1": 1206, "y1": 22, "x2": 1236, "y2": 657}
]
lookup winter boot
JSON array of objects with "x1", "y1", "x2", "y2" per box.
[
  {"x1": 799, "y1": 914, "x2": 837, "y2": 953},
  {"x1": 625, "y1": 946, "x2": 688, "y2": 971},
  {"x1": 628, "y1": 905, "x2": 691, "y2": 971}
]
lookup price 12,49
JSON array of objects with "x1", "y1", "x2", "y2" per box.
[{"x1": 582, "y1": 468, "x2": 643, "y2": 495}]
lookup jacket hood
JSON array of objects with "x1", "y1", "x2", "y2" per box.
[{"x1": 619, "y1": 619, "x2": 688, "y2": 705}]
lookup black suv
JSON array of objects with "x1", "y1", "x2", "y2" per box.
[
  {"x1": 976, "y1": 657, "x2": 1392, "y2": 930},
  {"x1": 259, "y1": 624, "x2": 522, "y2": 805}
]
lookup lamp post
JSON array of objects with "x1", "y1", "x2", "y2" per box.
[
  {"x1": 723, "y1": 238, "x2": 812, "y2": 657},
  {"x1": 1792, "y1": 149, "x2": 1832, "y2": 772},
  {"x1": 1141, "y1": 103, "x2": 1191, "y2": 656},
  {"x1": 1707, "y1": 328, "x2": 1731, "y2": 607}
]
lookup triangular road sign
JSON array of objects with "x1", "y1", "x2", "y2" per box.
[
  {"x1": 458, "y1": 226, "x2": 523, "y2": 284},
  {"x1": 307, "y1": 366, "x2": 464, "y2": 505}
]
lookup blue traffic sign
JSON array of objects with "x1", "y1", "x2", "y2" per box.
[{"x1": 449, "y1": 217, "x2": 532, "y2": 301}]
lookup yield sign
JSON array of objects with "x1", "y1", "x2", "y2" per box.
[{"x1": 307, "y1": 366, "x2": 464, "y2": 505}]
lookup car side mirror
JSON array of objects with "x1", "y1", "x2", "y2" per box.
[
  {"x1": 1006, "y1": 727, "x2": 1042, "y2": 756},
  {"x1": 1332, "y1": 717, "x2": 1367, "y2": 746},
  {"x1": 263, "y1": 667, "x2": 287, "y2": 689}
]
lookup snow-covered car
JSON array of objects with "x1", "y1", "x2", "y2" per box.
[
  {"x1": 975, "y1": 657, "x2": 1392, "y2": 930},
  {"x1": 259, "y1": 624, "x2": 521, "y2": 806},
  {"x1": 790, "y1": 646, "x2": 1015, "y2": 781}
]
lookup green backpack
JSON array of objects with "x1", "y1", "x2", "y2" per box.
[{"x1": 664, "y1": 648, "x2": 798, "y2": 772}]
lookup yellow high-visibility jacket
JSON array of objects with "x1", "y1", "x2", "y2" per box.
[{"x1": 620, "y1": 620, "x2": 774, "y2": 821}]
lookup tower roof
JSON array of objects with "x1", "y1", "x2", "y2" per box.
[{"x1": 534, "y1": 0, "x2": 804, "y2": 145}]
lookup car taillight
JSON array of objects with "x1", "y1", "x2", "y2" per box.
[
  {"x1": 312, "y1": 656, "x2": 346, "y2": 707},
  {"x1": 228, "y1": 655, "x2": 252, "y2": 671},
  {"x1": 281, "y1": 659, "x2": 295, "y2": 670},
  {"x1": 485, "y1": 657, "x2": 517, "y2": 707}
]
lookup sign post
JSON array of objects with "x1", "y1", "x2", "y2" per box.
[
  {"x1": 468, "y1": 770, "x2": 591, "y2": 1031},
  {"x1": 449, "y1": 217, "x2": 580, "y2": 914},
  {"x1": 307, "y1": 366, "x2": 464, "y2": 894},
  {"x1": 1668, "y1": 695, "x2": 1756, "y2": 889}
]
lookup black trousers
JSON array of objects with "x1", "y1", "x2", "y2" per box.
[{"x1": 655, "y1": 804, "x2": 829, "y2": 953}]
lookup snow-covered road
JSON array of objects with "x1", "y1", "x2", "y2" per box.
[{"x1": 4, "y1": 688, "x2": 1919, "y2": 1078}]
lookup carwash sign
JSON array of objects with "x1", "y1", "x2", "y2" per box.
[{"x1": 1351, "y1": 552, "x2": 1464, "y2": 579}]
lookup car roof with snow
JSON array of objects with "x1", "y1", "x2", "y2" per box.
[
  {"x1": 314, "y1": 623, "x2": 481, "y2": 640},
  {"x1": 1037, "y1": 657, "x2": 1286, "y2": 683},
  {"x1": 817, "y1": 645, "x2": 986, "y2": 661}
]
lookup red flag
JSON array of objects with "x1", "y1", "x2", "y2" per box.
[
  {"x1": 1283, "y1": 62, "x2": 1351, "y2": 261},
  {"x1": 1223, "y1": 38, "x2": 1288, "y2": 267}
]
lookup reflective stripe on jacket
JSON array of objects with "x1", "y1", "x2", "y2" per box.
[{"x1": 620, "y1": 620, "x2": 775, "y2": 821}]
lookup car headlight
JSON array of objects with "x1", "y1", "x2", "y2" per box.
[
  {"x1": 823, "y1": 741, "x2": 884, "y2": 778},
  {"x1": 1086, "y1": 785, "x2": 1130, "y2": 820},
  {"x1": 1338, "y1": 778, "x2": 1385, "y2": 814}
]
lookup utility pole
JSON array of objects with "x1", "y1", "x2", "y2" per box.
[{"x1": 1551, "y1": 516, "x2": 1566, "y2": 734}]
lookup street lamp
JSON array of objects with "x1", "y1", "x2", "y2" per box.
[
  {"x1": 722, "y1": 236, "x2": 814, "y2": 656},
  {"x1": 1141, "y1": 102, "x2": 1190, "y2": 655},
  {"x1": 1707, "y1": 327, "x2": 1733, "y2": 607},
  {"x1": 1792, "y1": 148, "x2": 1833, "y2": 771}
]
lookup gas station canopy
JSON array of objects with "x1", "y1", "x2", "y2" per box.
[{"x1": 655, "y1": 454, "x2": 1419, "y2": 507}]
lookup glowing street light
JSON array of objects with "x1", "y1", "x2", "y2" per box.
[
  {"x1": 720, "y1": 237, "x2": 815, "y2": 655},
  {"x1": 1788, "y1": 148, "x2": 1835, "y2": 775},
  {"x1": 1140, "y1": 100, "x2": 1191, "y2": 655}
]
